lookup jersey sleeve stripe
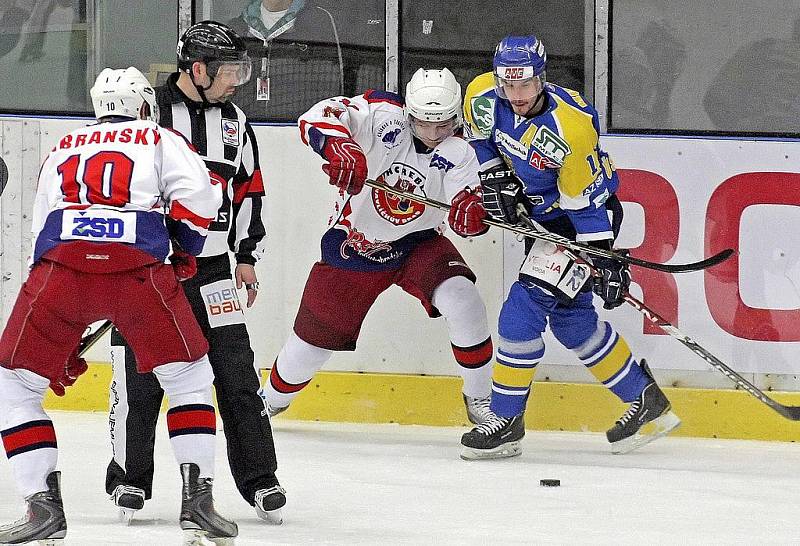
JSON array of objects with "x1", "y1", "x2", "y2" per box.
[{"x1": 169, "y1": 199, "x2": 214, "y2": 229}]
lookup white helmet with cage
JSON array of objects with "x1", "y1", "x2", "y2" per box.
[
  {"x1": 90, "y1": 67, "x2": 159, "y2": 122},
  {"x1": 405, "y1": 67, "x2": 462, "y2": 127}
]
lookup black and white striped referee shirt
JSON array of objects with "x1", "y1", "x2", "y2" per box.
[{"x1": 156, "y1": 73, "x2": 266, "y2": 264}]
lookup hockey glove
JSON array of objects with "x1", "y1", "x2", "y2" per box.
[
  {"x1": 480, "y1": 165, "x2": 526, "y2": 225},
  {"x1": 170, "y1": 248, "x2": 197, "y2": 281},
  {"x1": 50, "y1": 349, "x2": 88, "y2": 397},
  {"x1": 448, "y1": 187, "x2": 489, "y2": 237},
  {"x1": 591, "y1": 251, "x2": 631, "y2": 310},
  {"x1": 321, "y1": 136, "x2": 368, "y2": 195}
]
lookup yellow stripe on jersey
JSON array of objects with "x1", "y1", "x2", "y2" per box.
[
  {"x1": 493, "y1": 360, "x2": 539, "y2": 389},
  {"x1": 463, "y1": 72, "x2": 496, "y2": 138},
  {"x1": 585, "y1": 335, "x2": 632, "y2": 384},
  {"x1": 550, "y1": 93, "x2": 601, "y2": 206}
]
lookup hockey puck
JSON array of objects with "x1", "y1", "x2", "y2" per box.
[{"x1": 539, "y1": 479, "x2": 560, "y2": 487}]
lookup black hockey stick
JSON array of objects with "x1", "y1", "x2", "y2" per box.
[
  {"x1": 512, "y1": 210, "x2": 800, "y2": 421},
  {"x1": 364, "y1": 179, "x2": 733, "y2": 273},
  {"x1": 0, "y1": 156, "x2": 8, "y2": 197},
  {"x1": 78, "y1": 320, "x2": 113, "y2": 357}
]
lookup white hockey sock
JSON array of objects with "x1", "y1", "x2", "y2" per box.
[
  {"x1": 153, "y1": 356, "x2": 216, "y2": 479},
  {"x1": 262, "y1": 331, "x2": 333, "y2": 410},
  {"x1": 0, "y1": 367, "x2": 57, "y2": 498},
  {"x1": 432, "y1": 276, "x2": 493, "y2": 398}
]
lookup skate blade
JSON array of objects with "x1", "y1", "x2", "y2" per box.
[
  {"x1": 256, "y1": 506, "x2": 283, "y2": 525},
  {"x1": 460, "y1": 441, "x2": 522, "y2": 461},
  {"x1": 119, "y1": 507, "x2": 137, "y2": 525},
  {"x1": 610, "y1": 411, "x2": 682, "y2": 455},
  {"x1": 182, "y1": 529, "x2": 235, "y2": 546}
]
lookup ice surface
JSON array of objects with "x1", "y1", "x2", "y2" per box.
[{"x1": 1, "y1": 412, "x2": 798, "y2": 544}]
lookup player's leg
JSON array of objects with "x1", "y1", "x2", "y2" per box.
[
  {"x1": 459, "y1": 281, "x2": 546, "y2": 459},
  {"x1": 116, "y1": 262, "x2": 236, "y2": 540},
  {"x1": 261, "y1": 262, "x2": 392, "y2": 415},
  {"x1": 105, "y1": 328, "x2": 163, "y2": 522},
  {"x1": 396, "y1": 236, "x2": 494, "y2": 424},
  {"x1": 550, "y1": 292, "x2": 680, "y2": 453},
  {"x1": 0, "y1": 261, "x2": 87, "y2": 543},
  {"x1": 152, "y1": 356, "x2": 237, "y2": 542}
]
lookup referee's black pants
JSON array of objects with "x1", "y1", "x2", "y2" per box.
[{"x1": 105, "y1": 253, "x2": 279, "y2": 504}]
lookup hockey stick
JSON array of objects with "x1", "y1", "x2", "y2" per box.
[
  {"x1": 512, "y1": 210, "x2": 800, "y2": 421},
  {"x1": 78, "y1": 320, "x2": 113, "y2": 357},
  {"x1": 363, "y1": 179, "x2": 733, "y2": 273},
  {"x1": 0, "y1": 156, "x2": 8, "y2": 197},
  {"x1": 623, "y1": 294, "x2": 800, "y2": 421}
]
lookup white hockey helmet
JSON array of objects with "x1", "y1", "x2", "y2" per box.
[
  {"x1": 90, "y1": 67, "x2": 159, "y2": 122},
  {"x1": 404, "y1": 68, "x2": 462, "y2": 128}
]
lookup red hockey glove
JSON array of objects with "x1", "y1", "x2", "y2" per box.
[
  {"x1": 448, "y1": 187, "x2": 489, "y2": 237},
  {"x1": 170, "y1": 248, "x2": 197, "y2": 281},
  {"x1": 50, "y1": 349, "x2": 88, "y2": 397},
  {"x1": 321, "y1": 136, "x2": 368, "y2": 195}
]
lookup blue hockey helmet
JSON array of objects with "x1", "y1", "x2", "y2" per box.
[{"x1": 492, "y1": 35, "x2": 547, "y2": 100}]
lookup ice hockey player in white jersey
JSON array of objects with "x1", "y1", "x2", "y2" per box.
[
  {"x1": 260, "y1": 68, "x2": 496, "y2": 430},
  {"x1": 0, "y1": 67, "x2": 237, "y2": 544}
]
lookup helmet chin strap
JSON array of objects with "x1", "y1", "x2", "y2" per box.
[{"x1": 189, "y1": 70, "x2": 215, "y2": 105}]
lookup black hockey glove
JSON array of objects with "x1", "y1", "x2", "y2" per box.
[
  {"x1": 591, "y1": 251, "x2": 631, "y2": 310},
  {"x1": 480, "y1": 165, "x2": 526, "y2": 225}
]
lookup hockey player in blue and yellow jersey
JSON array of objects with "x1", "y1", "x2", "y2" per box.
[{"x1": 460, "y1": 35, "x2": 681, "y2": 459}]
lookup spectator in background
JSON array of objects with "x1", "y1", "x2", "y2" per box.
[{"x1": 228, "y1": 0, "x2": 384, "y2": 121}]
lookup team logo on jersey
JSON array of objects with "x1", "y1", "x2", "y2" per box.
[
  {"x1": 531, "y1": 125, "x2": 570, "y2": 167},
  {"x1": 372, "y1": 167, "x2": 426, "y2": 225},
  {"x1": 377, "y1": 118, "x2": 405, "y2": 149},
  {"x1": 470, "y1": 96, "x2": 495, "y2": 138},
  {"x1": 221, "y1": 119, "x2": 240, "y2": 146},
  {"x1": 200, "y1": 279, "x2": 244, "y2": 328}
]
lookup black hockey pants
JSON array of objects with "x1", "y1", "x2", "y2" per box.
[{"x1": 105, "y1": 253, "x2": 279, "y2": 504}]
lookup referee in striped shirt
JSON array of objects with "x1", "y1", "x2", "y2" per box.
[{"x1": 105, "y1": 21, "x2": 286, "y2": 525}]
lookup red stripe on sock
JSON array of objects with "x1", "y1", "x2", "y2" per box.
[
  {"x1": 166, "y1": 409, "x2": 215, "y2": 433},
  {"x1": 2, "y1": 424, "x2": 57, "y2": 453},
  {"x1": 452, "y1": 337, "x2": 494, "y2": 368},
  {"x1": 270, "y1": 364, "x2": 310, "y2": 394}
]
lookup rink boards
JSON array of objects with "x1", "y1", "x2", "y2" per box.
[{"x1": 1, "y1": 118, "x2": 799, "y2": 441}]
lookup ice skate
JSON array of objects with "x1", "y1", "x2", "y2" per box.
[
  {"x1": 463, "y1": 394, "x2": 493, "y2": 425},
  {"x1": 0, "y1": 471, "x2": 66, "y2": 545},
  {"x1": 460, "y1": 413, "x2": 525, "y2": 460},
  {"x1": 607, "y1": 361, "x2": 681, "y2": 454},
  {"x1": 110, "y1": 484, "x2": 145, "y2": 525},
  {"x1": 254, "y1": 485, "x2": 287, "y2": 525},
  {"x1": 179, "y1": 463, "x2": 238, "y2": 546}
]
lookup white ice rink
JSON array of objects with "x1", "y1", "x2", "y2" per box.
[{"x1": 1, "y1": 411, "x2": 798, "y2": 545}]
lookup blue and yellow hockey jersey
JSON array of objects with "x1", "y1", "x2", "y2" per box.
[{"x1": 463, "y1": 72, "x2": 618, "y2": 242}]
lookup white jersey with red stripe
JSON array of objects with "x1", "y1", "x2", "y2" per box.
[
  {"x1": 298, "y1": 90, "x2": 481, "y2": 271},
  {"x1": 30, "y1": 118, "x2": 221, "y2": 267}
]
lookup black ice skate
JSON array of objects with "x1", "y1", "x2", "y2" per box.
[
  {"x1": 179, "y1": 463, "x2": 238, "y2": 546},
  {"x1": 110, "y1": 484, "x2": 145, "y2": 525},
  {"x1": 463, "y1": 394, "x2": 493, "y2": 425},
  {"x1": 0, "y1": 471, "x2": 66, "y2": 545},
  {"x1": 606, "y1": 361, "x2": 681, "y2": 454},
  {"x1": 254, "y1": 484, "x2": 287, "y2": 525},
  {"x1": 460, "y1": 413, "x2": 525, "y2": 460}
]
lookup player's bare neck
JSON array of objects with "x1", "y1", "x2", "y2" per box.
[{"x1": 525, "y1": 93, "x2": 547, "y2": 118}]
